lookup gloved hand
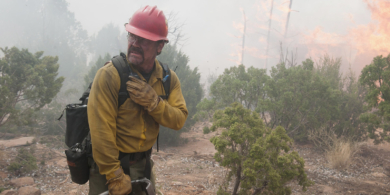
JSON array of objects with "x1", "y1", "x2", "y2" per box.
[
  {"x1": 106, "y1": 168, "x2": 132, "y2": 195},
  {"x1": 126, "y1": 76, "x2": 160, "y2": 112}
]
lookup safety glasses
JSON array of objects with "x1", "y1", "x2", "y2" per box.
[{"x1": 127, "y1": 33, "x2": 154, "y2": 47}]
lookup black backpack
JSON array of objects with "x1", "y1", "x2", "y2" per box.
[{"x1": 60, "y1": 52, "x2": 171, "y2": 148}]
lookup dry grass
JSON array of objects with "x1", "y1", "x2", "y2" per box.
[
  {"x1": 308, "y1": 126, "x2": 337, "y2": 151},
  {"x1": 326, "y1": 140, "x2": 358, "y2": 170}
]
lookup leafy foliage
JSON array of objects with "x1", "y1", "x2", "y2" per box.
[
  {"x1": 195, "y1": 65, "x2": 268, "y2": 121},
  {"x1": 0, "y1": 0, "x2": 89, "y2": 81},
  {"x1": 156, "y1": 44, "x2": 203, "y2": 146},
  {"x1": 0, "y1": 47, "x2": 64, "y2": 131},
  {"x1": 84, "y1": 53, "x2": 112, "y2": 89},
  {"x1": 329, "y1": 68, "x2": 366, "y2": 142},
  {"x1": 359, "y1": 54, "x2": 390, "y2": 144},
  {"x1": 199, "y1": 56, "x2": 366, "y2": 142},
  {"x1": 211, "y1": 103, "x2": 312, "y2": 195},
  {"x1": 194, "y1": 98, "x2": 216, "y2": 121},
  {"x1": 203, "y1": 126, "x2": 211, "y2": 134},
  {"x1": 0, "y1": 0, "x2": 91, "y2": 136},
  {"x1": 258, "y1": 58, "x2": 342, "y2": 140}
]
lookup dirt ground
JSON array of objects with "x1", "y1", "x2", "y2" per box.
[{"x1": 1, "y1": 122, "x2": 390, "y2": 195}]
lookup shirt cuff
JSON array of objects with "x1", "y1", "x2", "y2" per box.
[{"x1": 106, "y1": 167, "x2": 124, "y2": 181}]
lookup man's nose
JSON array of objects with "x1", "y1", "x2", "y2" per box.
[{"x1": 132, "y1": 38, "x2": 141, "y2": 47}]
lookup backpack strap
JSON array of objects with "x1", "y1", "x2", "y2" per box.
[
  {"x1": 156, "y1": 61, "x2": 171, "y2": 152},
  {"x1": 79, "y1": 82, "x2": 92, "y2": 104},
  {"x1": 111, "y1": 53, "x2": 131, "y2": 108},
  {"x1": 159, "y1": 60, "x2": 171, "y2": 100}
]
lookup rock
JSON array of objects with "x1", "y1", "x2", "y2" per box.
[
  {"x1": 9, "y1": 177, "x2": 34, "y2": 187},
  {"x1": 197, "y1": 184, "x2": 206, "y2": 189},
  {"x1": 0, "y1": 190, "x2": 17, "y2": 195},
  {"x1": 18, "y1": 186, "x2": 41, "y2": 195},
  {"x1": 0, "y1": 137, "x2": 35, "y2": 147},
  {"x1": 372, "y1": 172, "x2": 387, "y2": 178},
  {"x1": 171, "y1": 181, "x2": 184, "y2": 186},
  {"x1": 69, "y1": 189, "x2": 78, "y2": 195}
]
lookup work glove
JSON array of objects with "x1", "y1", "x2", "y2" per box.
[
  {"x1": 106, "y1": 168, "x2": 132, "y2": 195},
  {"x1": 126, "y1": 76, "x2": 160, "y2": 112}
]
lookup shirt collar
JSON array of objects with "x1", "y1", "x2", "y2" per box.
[{"x1": 127, "y1": 58, "x2": 163, "y2": 83}]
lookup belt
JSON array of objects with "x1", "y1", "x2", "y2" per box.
[{"x1": 119, "y1": 148, "x2": 152, "y2": 179}]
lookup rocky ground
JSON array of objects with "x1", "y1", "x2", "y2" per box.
[{"x1": 1, "y1": 122, "x2": 390, "y2": 195}]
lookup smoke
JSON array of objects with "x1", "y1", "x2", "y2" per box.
[
  {"x1": 229, "y1": 8, "x2": 246, "y2": 65},
  {"x1": 350, "y1": 0, "x2": 390, "y2": 55},
  {"x1": 299, "y1": 0, "x2": 390, "y2": 72},
  {"x1": 227, "y1": 0, "x2": 389, "y2": 73}
]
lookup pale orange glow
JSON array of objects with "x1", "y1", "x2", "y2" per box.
[
  {"x1": 303, "y1": 27, "x2": 346, "y2": 59},
  {"x1": 245, "y1": 47, "x2": 269, "y2": 59},
  {"x1": 229, "y1": 0, "x2": 390, "y2": 68},
  {"x1": 350, "y1": 0, "x2": 390, "y2": 55},
  {"x1": 301, "y1": 0, "x2": 390, "y2": 70},
  {"x1": 230, "y1": 12, "x2": 246, "y2": 64}
]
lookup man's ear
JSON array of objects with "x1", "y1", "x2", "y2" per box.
[{"x1": 157, "y1": 41, "x2": 165, "y2": 54}]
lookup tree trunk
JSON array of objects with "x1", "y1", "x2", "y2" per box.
[
  {"x1": 241, "y1": 10, "x2": 246, "y2": 65},
  {"x1": 265, "y1": 0, "x2": 275, "y2": 69},
  {"x1": 284, "y1": 0, "x2": 293, "y2": 39},
  {"x1": 232, "y1": 165, "x2": 242, "y2": 195}
]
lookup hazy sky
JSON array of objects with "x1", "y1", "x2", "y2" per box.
[
  {"x1": 66, "y1": 0, "x2": 381, "y2": 82},
  {"x1": 0, "y1": 0, "x2": 384, "y2": 84}
]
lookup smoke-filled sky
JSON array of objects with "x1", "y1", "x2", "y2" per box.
[
  {"x1": 0, "y1": 0, "x2": 388, "y2": 83},
  {"x1": 66, "y1": 0, "x2": 389, "y2": 80}
]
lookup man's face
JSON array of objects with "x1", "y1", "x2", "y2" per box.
[{"x1": 127, "y1": 33, "x2": 163, "y2": 69}]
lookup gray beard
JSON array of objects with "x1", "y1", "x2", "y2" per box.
[{"x1": 128, "y1": 54, "x2": 144, "y2": 66}]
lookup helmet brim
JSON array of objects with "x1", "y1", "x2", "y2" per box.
[{"x1": 126, "y1": 23, "x2": 169, "y2": 42}]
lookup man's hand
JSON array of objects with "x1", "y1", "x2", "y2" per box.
[
  {"x1": 106, "y1": 168, "x2": 132, "y2": 195},
  {"x1": 126, "y1": 76, "x2": 160, "y2": 112}
]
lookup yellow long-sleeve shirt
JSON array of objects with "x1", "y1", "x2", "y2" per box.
[{"x1": 87, "y1": 59, "x2": 188, "y2": 180}]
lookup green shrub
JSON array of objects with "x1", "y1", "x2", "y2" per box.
[
  {"x1": 211, "y1": 102, "x2": 313, "y2": 195},
  {"x1": 198, "y1": 56, "x2": 366, "y2": 143},
  {"x1": 203, "y1": 126, "x2": 210, "y2": 134},
  {"x1": 7, "y1": 147, "x2": 37, "y2": 175},
  {"x1": 359, "y1": 54, "x2": 390, "y2": 144},
  {"x1": 0, "y1": 47, "x2": 64, "y2": 131}
]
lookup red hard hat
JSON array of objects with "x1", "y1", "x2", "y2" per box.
[{"x1": 125, "y1": 5, "x2": 169, "y2": 42}]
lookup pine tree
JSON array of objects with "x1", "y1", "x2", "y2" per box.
[{"x1": 0, "y1": 47, "x2": 64, "y2": 130}]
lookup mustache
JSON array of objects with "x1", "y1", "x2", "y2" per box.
[{"x1": 129, "y1": 46, "x2": 144, "y2": 56}]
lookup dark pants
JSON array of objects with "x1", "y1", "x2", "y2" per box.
[{"x1": 88, "y1": 158, "x2": 155, "y2": 195}]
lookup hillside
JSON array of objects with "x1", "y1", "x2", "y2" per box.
[{"x1": 1, "y1": 122, "x2": 390, "y2": 194}]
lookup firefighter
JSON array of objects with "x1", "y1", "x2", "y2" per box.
[{"x1": 87, "y1": 5, "x2": 188, "y2": 195}]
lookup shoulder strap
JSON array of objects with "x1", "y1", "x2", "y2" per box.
[
  {"x1": 111, "y1": 53, "x2": 131, "y2": 108},
  {"x1": 156, "y1": 61, "x2": 171, "y2": 152},
  {"x1": 159, "y1": 60, "x2": 171, "y2": 100},
  {"x1": 79, "y1": 82, "x2": 92, "y2": 104}
]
